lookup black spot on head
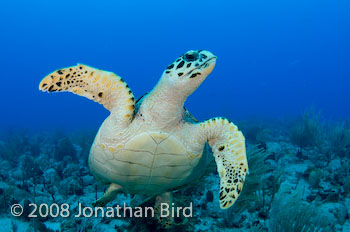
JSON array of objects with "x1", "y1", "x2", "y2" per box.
[
  {"x1": 237, "y1": 189, "x2": 241, "y2": 194},
  {"x1": 178, "y1": 72, "x2": 183, "y2": 77},
  {"x1": 184, "y1": 52, "x2": 199, "y2": 62},
  {"x1": 167, "y1": 64, "x2": 174, "y2": 70},
  {"x1": 67, "y1": 81, "x2": 70, "y2": 84},
  {"x1": 165, "y1": 71, "x2": 171, "y2": 74},
  {"x1": 187, "y1": 63, "x2": 192, "y2": 68},
  {"x1": 57, "y1": 70, "x2": 63, "y2": 75},
  {"x1": 176, "y1": 58, "x2": 181, "y2": 62},
  {"x1": 195, "y1": 63, "x2": 199, "y2": 67},
  {"x1": 98, "y1": 92, "x2": 103, "y2": 97},
  {"x1": 202, "y1": 54, "x2": 208, "y2": 59},
  {"x1": 48, "y1": 85, "x2": 54, "y2": 91},
  {"x1": 79, "y1": 66, "x2": 83, "y2": 69},
  {"x1": 66, "y1": 74, "x2": 70, "y2": 78},
  {"x1": 176, "y1": 61, "x2": 185, "y2": 69},
  {"x1": 218, "y1": 146, "x2": 225, "y2": 151},
  {"x1": 189, "y1": 73, "x2": 199, "y2": 78},
  {"x1": 56, "y1": 82, "x2": 62, "y2": 87}
]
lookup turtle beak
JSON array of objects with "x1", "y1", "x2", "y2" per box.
[
  {"x1": 185, "y1": 51, "x2": 217, "y2": 77},
  {"x1": 202, "y1": 56, "x2": 217, "y2": 75}
]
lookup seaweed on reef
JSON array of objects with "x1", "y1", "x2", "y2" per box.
[
  {"x1": 249, "y1": 224, "x2": 266, "y2": 232},
  {"x1": 28, "y1": 133, "x2": 46, "y2": 157},
  {"x1": 268, "y1": 189, "x2": 333, "y2": 232},
  {"x1": 327, "y1": 121, "x2": 350, "y2": 159},
  {"x1": 0, "y1": 129, "x2": 30, "y2": 165},
  {"x1": 237, "y1": 120, "x2": 269, "y2": 145},
  {"x1": 289, "y1": 108, "x2": 325, "y2": 158},
  {"x1": 22, "y1": 155, "x2": 44, "y2": 202},
  {"x1": 71, "y1": 129, "x2": 96, "y2": 165},
  {"x1": 54, "y1": 137, "x2": 77, "y2": 162},
  {"x1": 336, "y1": 159, "x2": 350, "y2": 197},
  {"x1": 58, "y1": 176, "x2": 84, "y2": 197},
  {"x1": 0, "y1": 188, "x2": 13, "y2": 214}
]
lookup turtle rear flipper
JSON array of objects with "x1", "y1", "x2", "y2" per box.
[
  {"x1": 39, "y1": 64, "x2": 135, "y2": 124},
  {"x1": 155, "y1": 192, "x2": 174, "y2": 229},
  {"x1": 92, "y1": 183, "x2": 123, "y2": 207}
]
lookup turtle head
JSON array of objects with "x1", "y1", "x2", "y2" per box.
[
  {"x1": 142, "y1": 50, "x2": 217, "y2": 124},
  {"x1": 161, "y1": 50, "x2": 217, "y2": 96}
]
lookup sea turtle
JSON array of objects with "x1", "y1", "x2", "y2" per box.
[{"x1": 39, "y1": 50, "x2": 248, "y2": 226}]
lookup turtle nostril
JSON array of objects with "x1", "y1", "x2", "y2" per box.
[{"x1": 184, "y1": 52, "x2": 199, "y2": 62}]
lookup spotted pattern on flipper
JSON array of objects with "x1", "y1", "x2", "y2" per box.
[
  {"x1": 39, "y1": 64, "x2": 135, "y2": 118},
  {"x1": 200, "y1": 117, "x2": 248, "y2": 209}
]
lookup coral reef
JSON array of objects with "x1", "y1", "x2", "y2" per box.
[{"x1": 0, "y1": 112, "x2": 349, "y2": 231}]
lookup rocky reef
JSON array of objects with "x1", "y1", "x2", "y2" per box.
[{"x1": 0, "y1": 110, "x2": 349, "y2": 232}]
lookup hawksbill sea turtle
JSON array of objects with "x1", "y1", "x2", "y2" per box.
[{"x1": 39, "y1": 50, "x2": 248, "y2": 226}]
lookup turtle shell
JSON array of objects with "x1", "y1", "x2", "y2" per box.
[{"x1": 89, "y1": 93, "x2": 213, "y2": 196}]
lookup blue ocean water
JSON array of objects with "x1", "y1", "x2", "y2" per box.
[
  {"x1": 0, "y1": 1, "x2": 350, "y2": 231},
  {"x1": 0, "y1": 0, "x2": 349, "y2": 130}
]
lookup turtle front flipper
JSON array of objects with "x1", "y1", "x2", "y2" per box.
[
  {"x1": 197, "y1": 118, "x2": 248, "y2": 209},
  {"x1": 92, "y1": 183, "x2": 123, "y2": 207},
  {"x1": 39, "y1": 64, "x2": 135, "y2": 124}
]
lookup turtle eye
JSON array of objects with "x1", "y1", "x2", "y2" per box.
[{"x1": 184, "y1": 52, "x2": 199, "y2": 62}]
